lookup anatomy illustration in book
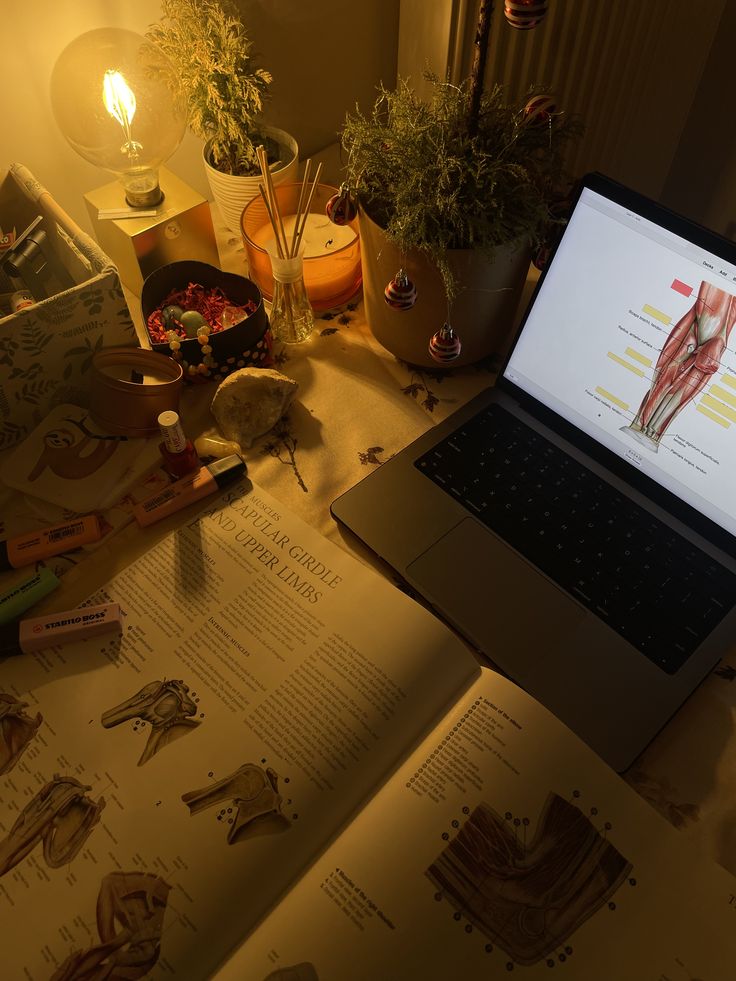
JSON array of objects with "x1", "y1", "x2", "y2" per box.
[
  {"x1": 101, "y1": 678, "x2": 203, "y2": 766},
  {"x1": 426, "y1": 792, "x2": 632, "y2": 966},
  {"x1": 49, "y1": 870, "x2": 171, "y2": 981},
  {"x1": 624, "y1": 279, "x2": 736, "y2": 451},
  {"x1": 0, "y1": 691, "x2": 42, "y2": 774},
  {"x1": 0, "y1": 774, "x2": 105, "y2": 878},
  {"x1": 182, "y1": 763, "x2": 291, "y2": 843}
]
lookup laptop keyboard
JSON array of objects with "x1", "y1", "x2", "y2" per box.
[{"x1": 415, "y1": 403, "x2": 736, "y2": 674}]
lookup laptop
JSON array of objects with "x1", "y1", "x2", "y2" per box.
[{"x1": 331, "y1": 172, "x2": 736, "y2": 772}]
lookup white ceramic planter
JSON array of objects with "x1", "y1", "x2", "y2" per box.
[
  {"x1": 359, "y1": 207, "x2": 531, "y2": 369},
  {"x1": 203, "y1": 127, "x2": 299, "y2": 233}
]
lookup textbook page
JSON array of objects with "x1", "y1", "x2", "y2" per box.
[
  {"x1": 0, "y1": 480, "x2": 478, "y2": 979},
  {"x1": 222, "y1": 669, "x2": 736, "y2": 980}
]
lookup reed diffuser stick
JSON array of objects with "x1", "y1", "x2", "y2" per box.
[
  {"x1": 257, "y1": 145, "x2": 289, "y2": 256},
  {"x1": 289, "y1": 160, "x2": 311, "y2": 258},
  {"x1": 292, "y1": 162, "x2": 323, "y2": 258},
  {"x1": 257, "y1": 184, "x2": 284, "y2": 259}
]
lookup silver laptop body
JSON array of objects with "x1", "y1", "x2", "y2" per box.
[{"x1": 332, "y1": 173, "x2": 736, "y2": 772}]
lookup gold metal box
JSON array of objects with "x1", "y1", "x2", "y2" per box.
[{"x1": 84, "y1": 167, "x2": 220, "y2": 295}]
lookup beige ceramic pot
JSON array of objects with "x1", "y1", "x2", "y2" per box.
[
  {"x1": 359, "y1": 207, "x2": 531, "y2": 369},
  {"x1": 204, "y1": 127, "x2": 299, "y2": 232}
]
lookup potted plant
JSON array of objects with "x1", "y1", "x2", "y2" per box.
[
  {"x1": 340, "y1": 4, "x2": 581, "y2": 368},
  {"x1": 146, "y1": 0, "x2": 298, "y2": 232}
]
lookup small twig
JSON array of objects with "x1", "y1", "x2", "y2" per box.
[{"x1": 468, "y1": 0, "x2": 494, "y2": 138}]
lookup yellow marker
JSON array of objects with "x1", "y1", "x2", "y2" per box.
[{"x1": 719, "y1": 374, "x2": 736, "y2": 391}]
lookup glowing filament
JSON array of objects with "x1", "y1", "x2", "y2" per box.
[{"x1": 103, "y1": 70, "x2": 141, "y2": 157}]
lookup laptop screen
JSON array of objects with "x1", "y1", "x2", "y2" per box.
[{"x1": 503, "y1": 179, "x2": 736, "y2": 539}]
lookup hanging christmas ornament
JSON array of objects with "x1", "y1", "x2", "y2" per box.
[
  {"x1": 384, "y1": 268, "x2": 417, "y2": 310},
  {"x1": 503, "y1": 0, "x2": 549, "y2": 30},
  {"x1": 428, "y1": 323, "x2": 462, "y2": 364},
  {"x1": 523, "y1": 94, "x2": 557, "y2": 125},
  {"x1": 326, "y1": 183, "x2": 357, "y2": 225}
]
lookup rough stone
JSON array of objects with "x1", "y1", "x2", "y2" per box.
[{"x1": 210, "y1": 368, "x2": 298, "y2": 448}]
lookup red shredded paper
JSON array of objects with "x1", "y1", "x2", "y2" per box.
[{"x1": 146, "y1": 282, "x2": 256, "y2": 344}]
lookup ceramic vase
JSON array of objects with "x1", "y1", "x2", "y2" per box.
[
  {"x1": 359, "y1": 207, "x2": 531, "y2": 369},
  {"x1": 203, "y1": 127, "x2": 299, "y2": 233}
]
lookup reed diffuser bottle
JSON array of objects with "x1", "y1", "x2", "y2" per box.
[
  {"x1": 269, "y1": 251, "x2": 314, "y2": 343},
  {"x1": 256, "y1": 146, "x2": 322, "y2": 345}
]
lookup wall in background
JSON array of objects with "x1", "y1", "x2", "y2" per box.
[
  {"x1": 0, "y1": 0, "x2": 398, "y2": 235},
  {"x1": 399, "y1": 0, "x2": 731, "y2": 232}
]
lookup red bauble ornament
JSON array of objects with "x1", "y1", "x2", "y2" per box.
[
  {"x1": 326, "y1": 184, "x2": 357, "y2": 225},
  {"x1": 504, "y1": 0, "x2": 549, "y2": 29},
  {"x1": 384, "y1": 269, "x2": 417, "y2": 310},
  {"x1": 428, "y1": 323, "x2": 461, "y2": 364},
  {"x1": 523, "y1": 94, "x2": 557, "y2": 124}
]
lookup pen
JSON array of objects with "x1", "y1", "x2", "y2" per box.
[
  {"x1": 133, "y1": 454, "x2": 246, "y2": 527},
  {"x1": 0, "y1": 603, "x2": 122, "y2": 657},
  {"x1": 0, "y1": 567, "x2": 61, "y2": 625},
  {"x1": 0, "y1": 515, "x2": 101, "y2": 571}
]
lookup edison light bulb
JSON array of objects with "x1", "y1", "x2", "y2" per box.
[{"x1": 50, "y1": 28, "x2": 187, "y2": 207}]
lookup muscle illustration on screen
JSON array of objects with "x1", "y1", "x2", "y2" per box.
[{"x1": 624, "y1": 280, "x2": 736, "y2": 450}]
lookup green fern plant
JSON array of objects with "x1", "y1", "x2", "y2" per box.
[
  {"x1": 146, "y1": 0, "x2": 272, "y2": 176},
  {"x1": 342, "y1": 73, "x2": 582, "y2": 301}
]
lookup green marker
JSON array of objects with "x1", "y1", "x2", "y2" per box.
[{"x1": 0, "y1": 568, "x2": 60, "y2": 625}]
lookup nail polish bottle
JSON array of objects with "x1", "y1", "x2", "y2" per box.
[{"x1": 157, "y1": 410, "x2": 200, "y2": 478}]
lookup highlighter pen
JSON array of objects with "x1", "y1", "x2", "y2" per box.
[
  {"x1": 0, "y1": 515, "x2": 102, "y2": 572},
  {"x1": 0, "y1": 567, "x2": 61, "y2": 625},
  {"x1": 0, "y1": 602, "x2": 122, "y2": 657},
  {"x1": 133, "y1": 454, "x2": 246, "y2": 528}
]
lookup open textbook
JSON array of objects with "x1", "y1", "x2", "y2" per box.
[{"x1": 1, "y1": 478, "x2": 735, "y2": 979}]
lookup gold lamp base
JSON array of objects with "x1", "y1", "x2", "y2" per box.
[{"x1": 84, "y1": 167, "x2": 220, "y2": 295}]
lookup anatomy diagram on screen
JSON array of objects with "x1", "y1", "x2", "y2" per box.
[
  {"x1": 0, "y1": 774, "x2": 105, "y2": 878},
  {"x1": 182, "y1": 763, "x2": 291, "y2": 843},
  {"x1": 49, "y1": 871, "x2": 171, "y2": 981},
  {"x1": 101, "y1": 679, "x2": 202, "y2": 766},
  {"x1": 426, "y1": 792, "x2": 632, "y2": 967},
  {"x1": 0, "y1": 691, "x2": 42, "y2": 775},
  {"x1": 623, "y1": 279, "x2": 736, "y2": 451}
]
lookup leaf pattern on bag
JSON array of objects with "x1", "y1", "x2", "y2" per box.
[
  {"x1": 19, "y1": 323, "x2": 54, "y2": 357},
  {"x1": 0, "y1": 421, "x2": 25, "y2": 450},
  {"x1": 0, "y1": 337, "x2": 19, "y2": 365},
  {"x1": 9, "y1": 361, "x2": 43, "y2": 382},
  {"x1": 80, "y1": 286, "x2": 104, "y2": 316},
  {"x1": 13, "y1": 377, "x2": 57, "y2": 406}
]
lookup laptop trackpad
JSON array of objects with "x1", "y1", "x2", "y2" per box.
[{"x1": 405, "y1": 517, "x2": 586, "y2": 655}]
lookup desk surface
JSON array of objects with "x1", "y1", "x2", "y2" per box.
[{"x1": 2, "y1": 205, "x2": 736, "y2": 885}]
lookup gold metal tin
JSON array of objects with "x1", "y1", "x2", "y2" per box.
[{"x1": 90, "y1": 347, "x2": 183, "y2": 437}]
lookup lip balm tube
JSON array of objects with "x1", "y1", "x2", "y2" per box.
[
  {"x1": 133, "y1": 455, "x2": 246, "y2": 527},
  {"x1": 0, "y1": 515, "x2": 102, "y2": 571},
  {"x1": 0, "y1": 602, "x2": 122, "y2": 657},
  {"x1": 0, "y1": 567, "x2": 61, "y2": 625}
]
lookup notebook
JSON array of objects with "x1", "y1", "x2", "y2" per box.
[{"x1": 331, "y1": 172, "x2": 736, "y2": 772}]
